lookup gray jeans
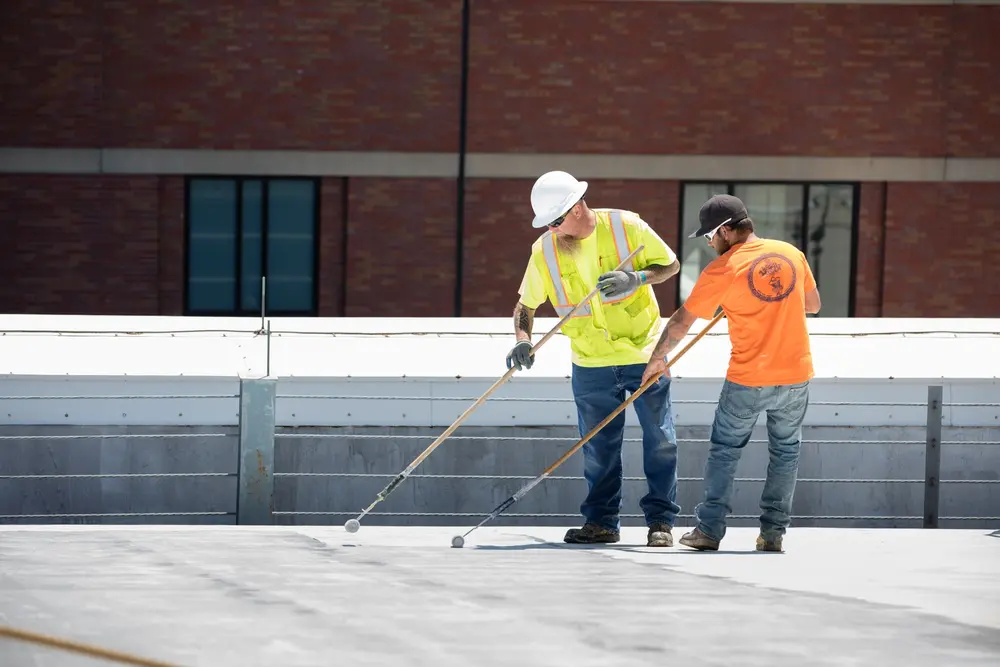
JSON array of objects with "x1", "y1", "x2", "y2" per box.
[{"x1": 694, "y1": 379, "x2": 810, "y2": 541}]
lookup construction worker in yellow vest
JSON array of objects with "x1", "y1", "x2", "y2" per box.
[{"x1": 508, "y1": 170, "x2": 683, "y2": 547}]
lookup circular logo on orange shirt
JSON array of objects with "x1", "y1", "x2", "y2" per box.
[{"x1": 747, "y1": 253, "x2": 797, "y2": 302}]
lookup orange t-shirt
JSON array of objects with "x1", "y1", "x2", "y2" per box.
[{"x1": 683, "y1": 238, "x2": 816, "y2": 387}]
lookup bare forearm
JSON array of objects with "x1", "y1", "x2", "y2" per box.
[
  {"x1": 652, "y1": 307, "x2": 696, "y2": 359},
  {"x1": 637, "y1": 260, "x2": 680, "y2": 286},
  {"x1": 804, "y1": 288, "x2": 821, "y2": 314},
  {"x1": 513, "y1": 302, "x2": 535, "y2": 342}
]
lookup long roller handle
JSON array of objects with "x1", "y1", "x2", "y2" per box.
[
  {"x1": 539, "y1": 309, "x2": 724, "y2": 478},
  {"x1": 352, "y1": 243, "x2": 646, "y2": 522},
  {"x1": 458, "y1": 309, "x2": 726, "y2": 539},
  {"x1": 0, "y1": 624, "x2": 178, "y2": 667},
  {"x1": 522, "y1": 243, "x2": 645, "y2": 358}
]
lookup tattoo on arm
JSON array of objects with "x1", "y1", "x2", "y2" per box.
[
  {"x1": 513, "y1": 303, "x2": 535, "y2": 342},
  {"x1": 636, "y1": 260, "x2": 680, "y2": 286},
  {"x1": 653, "y1": 309, "x2": 694, "y2": 359}
]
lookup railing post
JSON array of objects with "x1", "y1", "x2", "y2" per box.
[
  {"x1": 923, "y1": 385, "x2": 943, "y2": 529},
  {"x1": 237, "y1": 378, "x2": 277, "y2": 525}
]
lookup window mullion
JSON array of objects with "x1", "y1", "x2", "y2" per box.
[
  {"x1": 262, "y1": 180, "x2": 271, "y2": 315},
  {"x1": 235, "y1": 179, "x2": 244, "y2": 316},
  {"x1": 800, "y1": 184, "x2": 809, "y2": 253}
]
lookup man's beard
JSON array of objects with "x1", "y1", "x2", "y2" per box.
[
  {"x1": 556, "y1": 233, "x2": 582, "y2": 255},
  {"x1": 714, "y1": 238, "x2": 733, "y2": 255}
]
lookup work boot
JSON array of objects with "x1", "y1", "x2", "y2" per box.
[
  {"x1": 678, "y1": 526, "x2": 720, "y2": 551},
  {"x1": 564, "y1": 522, "x2": 620, "y2": 544},
  {"x1": 756, "y1": 534, "x2": 783, "y2": 552},
  {"x1": 647, "y1": 522, "x2": 673, "y2": 547}
]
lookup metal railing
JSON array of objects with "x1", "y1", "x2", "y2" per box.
[
  {"x1": 0, "y1": 389, "x2": 245, "y2": 523},
  {"x1": 0, "y1": 382, "x2": 997, "y2": 526}
]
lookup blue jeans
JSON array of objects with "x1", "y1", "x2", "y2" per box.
[
  {"x1": 571, "y1": 363, "x2": 681, "y2": 531},
  {"x1": 694, "y1": 379, "x2": 810, "y2": 542}
]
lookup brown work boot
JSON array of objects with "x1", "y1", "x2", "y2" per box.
[
  {"x1": 564, "y1": 522, "x2": 620, "y2": 544},
  {"x1": 678, "y1": 526, "x2": 721, "y2": 551},
  {"x1": 647, "y1": 522, "x2": 673, "y2": 547},
  {"x1": 756, "y1": 534, "x2": 783, "y2": 552}
]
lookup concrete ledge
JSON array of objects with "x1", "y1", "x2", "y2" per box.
[
  {"x1": 1, "y1": 148, "x2": 999, "y2": 181},
  {"x1": 0, "y1": 315, "x2": 997, "y2": 428},
  {"x1": 0, "y1": 148, "x2": 102, "y2": 173},
  {"x1": 582, "y1": 0, "x2": 1000, "y2": 4},
  {"x1": 101, "y1": 148, "x2": 460, "y2": 178},
  {"x1": 465, "y1": 154, "x2": 1000, "y2": 182}
]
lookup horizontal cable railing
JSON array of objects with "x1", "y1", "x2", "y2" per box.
[
  {"x1": 0, "y1": 391, "x2": 239, "y2": 522},
  {"x1": 0, "y1": 384, "x2": 995, "y2": 527}
]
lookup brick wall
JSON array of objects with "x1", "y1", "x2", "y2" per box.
[
  {"x1": 343, "y1": 179, "x2": 458, "y2": 317},
  {"x1": 4, "y1": 2, "x2": 997, "y2": 154},
  {"x1": 0, "y1": 175, "x2": 164, "y2": 314},
  {"x1": 317, "y1": 178, "x2": 346, "y2": 317},
  {"x1": 882, "y1": 183, "x2": 1000, "y2": 317},
  {"x1": 854, "y1": 181, "x2": 1000, "y2": 318},
  {"x1": 0, "y1": 0, "x2": 103, "y2": 147},
  {"x1": 6, "y1": 176, "x2": 994, "y2": 319},
  {"x1": 467, "y1": 2, "x2": 1000, "y2": 156},
  {"x1": 0, "y1": 0, "x2": 463, "y2": 150},
  {"x1": 854, "y1": 183, "x2": 887, "y2": 318},
  {"x1": 0, "y1": 1, "x2": 997, "y2": 319},
  {"x1": 948, "y1": 7, "x2": 1000, "y2": 156},
  {"x1": 156, "y1": 176, "x2": 185, "y2": 315}
]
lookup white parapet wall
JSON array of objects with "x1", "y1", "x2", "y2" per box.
[{"x1": 0, "y1": 314, "x2": 997, "y2": 429}]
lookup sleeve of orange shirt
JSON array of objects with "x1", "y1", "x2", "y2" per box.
[
  {"x1": 801, "y1": 250, "x2": 817, "y2": 292},
  {"x1": 683, "y1": 258, "x2": 735, "y2": 321}
]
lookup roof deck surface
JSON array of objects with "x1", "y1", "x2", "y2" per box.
[{"x1": 0, "y1": 525, "x2": 997, "y2": 666}]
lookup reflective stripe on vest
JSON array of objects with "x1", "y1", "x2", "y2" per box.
[
  {"x1": 541, "y1": 231, "x2": 592, "y2": 318},
  {"x1": 540, "y1": 209, "x2": 637, "y2": 317},
  {"x1": 600, "y1": 210, "x2": 638, "y2": 304}
]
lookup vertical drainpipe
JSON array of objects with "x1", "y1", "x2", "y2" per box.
[{"x1": 454, "y1": 0, "x2": 471, "y2": 317}]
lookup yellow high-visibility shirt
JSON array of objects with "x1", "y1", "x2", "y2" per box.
[{"x1": 517, "y1": 209, "x2": 677, "y2": 367}]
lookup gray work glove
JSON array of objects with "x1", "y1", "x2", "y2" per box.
[
  {"x1": 597, "y1": 271, "x2": 641, "y2": 298},
  {"x1": 506, "y1": 340, "x2": 534, "y2": 371}
]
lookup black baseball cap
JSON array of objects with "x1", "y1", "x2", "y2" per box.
[{"x1": 688, "y1": 194, "x2": 749, "y2": 238}]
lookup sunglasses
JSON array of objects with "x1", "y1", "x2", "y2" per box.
[
  {"x1": 704, "y1": 217, "x2": 732, "y2": 241},
  {"x1": 548, "y1": 197, "x2": 585, "y2": 228}
]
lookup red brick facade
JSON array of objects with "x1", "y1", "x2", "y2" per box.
[
  {"x1": 0, "y1": 0, "x2": 464, "y2": 150},
  {"x1": 467, "y1": 3, "x2": 1000, "y2": 157},
  {"x1": 1, "y1": 1, "x2": 997, "y2": 318}
]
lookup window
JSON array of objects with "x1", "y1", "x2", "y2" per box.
[
  {"x1": 185, "y1": 177, "x2": 319, "y2": 315},
  {"x1": 677, "y1": 182, "x2": 858, "y2": 317}
]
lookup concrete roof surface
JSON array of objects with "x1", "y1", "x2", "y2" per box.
[{"x1": 0, "y1": 525, "x2": 997, "y2": 666}]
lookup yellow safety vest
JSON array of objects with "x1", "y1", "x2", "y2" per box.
[{"x1": 535, "y1": 209, "x2": 661, "y2": 363}]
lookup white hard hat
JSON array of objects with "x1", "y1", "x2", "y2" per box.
[{"x1": 530, "y1": 170, "x2": 588, "y2": 228}]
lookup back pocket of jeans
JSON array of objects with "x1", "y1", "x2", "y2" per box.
[
  {"x1": 785, "y1": 382, "x2": 810, "y2": 410},
  {"x1": 719, "y1": 381, "x2": 760, "y2": 420}
]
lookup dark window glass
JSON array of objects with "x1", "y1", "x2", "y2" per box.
[
  {"x1": 678, "y1": 181, "x2": 858, "y2": 317},
  {"x1": 186, "y1": 178, "x2": 318, "y2": 315}
]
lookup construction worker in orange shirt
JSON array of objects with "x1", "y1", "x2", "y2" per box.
[{"x1": 641, "y1": 193, "x2": 821, "y2": 552}]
